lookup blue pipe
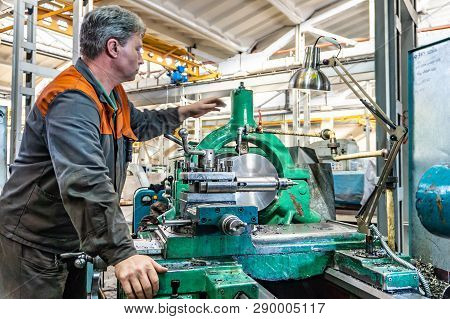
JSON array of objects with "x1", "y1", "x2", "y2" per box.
[{"x1": 416, "y1": 165, "x2": 450, "y2": 238}]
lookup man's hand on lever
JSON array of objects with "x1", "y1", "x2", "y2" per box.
[
  {"x1": 115, "y1": 255, "x2": 168, "y2": 299},
  {"x1": 178, "y1": 97, "x2": 225, "y2": 121}
]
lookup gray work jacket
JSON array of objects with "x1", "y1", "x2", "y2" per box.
[{"x1": 0, "y1": 58, "x2": 181, "y2": 265}]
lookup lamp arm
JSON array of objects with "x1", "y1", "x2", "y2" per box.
[
  {"x1": 323, "y1": 56, "x2": 408, "y2": 236},
  {"x1": 327, "y1": 57, "x2": 397, "y2": 133},
  {"x1": 356, "y1": 131, "x2": 407, "y2": 234}
]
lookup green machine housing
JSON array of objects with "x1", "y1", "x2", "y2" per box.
[{"x1": 128, "y1": 83, "x2": 423, "y2": 299}]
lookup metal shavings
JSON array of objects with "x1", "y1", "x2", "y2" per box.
[{"x1": 415, "y1": 258, "x2": 449, "y2": 299}]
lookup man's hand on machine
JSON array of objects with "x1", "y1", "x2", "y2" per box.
[
  {"x1": 114, "y1": 255, "x2": 168, "y2": 299},
  {"x1": 178, "y1": 97, "x2": 225, "y2": 121}
]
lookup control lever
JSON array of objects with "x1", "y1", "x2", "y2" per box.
[
  {"x1": 178, "y1": 128, "x2": 206, "y2": 156},
  {"x1": 170, "y1": 280, "x2": 181, "y2": 298},
  {"x1": 59, "y1": 252, "x2": 107, "y2": 271},
  {"x1": 59, "y1": 252, "x2": 107, "y2": 299},
  {"x1": 164, "y1": 133, "x2": 183, "y2": 146}
]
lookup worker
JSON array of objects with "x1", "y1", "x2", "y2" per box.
[{"x1": 0, "y1": 5, "x2": 224, "y2": 299}]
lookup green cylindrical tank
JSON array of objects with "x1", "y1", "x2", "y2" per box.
[{"x1": 229, "y1": 82, "x2": 256, "y2": 129}]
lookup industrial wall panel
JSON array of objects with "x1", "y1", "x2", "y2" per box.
[{"x1": 408, "y1": 37, "x2": 450, "y2": 274}]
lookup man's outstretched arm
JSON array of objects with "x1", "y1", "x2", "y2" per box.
[{"x1": 129, "y1": 97, "x2": 225, "y2": 141}]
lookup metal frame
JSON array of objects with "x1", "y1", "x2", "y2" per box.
[
  {"x1": 9, "y1": 0, "x2": 73, "y2": 164},
  {"x1": 0, "y1": 106, "x2": 6, "y2": 191},
  {"x1": 73, "y1": 0, "x2": 93, "y2": 64},
  {"x1": 374, "y1": 0, "x2": 416, "y2": 253},
  {"x1": 10, "y1": 0, "x2": 38, "y2": 163}
]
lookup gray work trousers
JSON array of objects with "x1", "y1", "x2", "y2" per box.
[{"x1": 0, "y1": 234, "x2": 86, "y2": 298}]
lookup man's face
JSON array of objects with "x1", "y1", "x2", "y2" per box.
[{"x1": 115, "y1": 33, "x2": 144, "y2": 82}]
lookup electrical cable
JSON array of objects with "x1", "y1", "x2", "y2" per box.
[{"x1": 369, "y1": 224, "x2": 431, "y2": 297}]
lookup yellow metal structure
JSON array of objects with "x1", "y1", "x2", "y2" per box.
[
  {"x1": 141, "y1": 34, "x2": 220, "y2": 82},
  {"x1": 0, "y1": 0, "x2": 220, "y2": 82},
  {"x1": 386, "y1": 188, "x2": 396, "y2": 250},
  {"x1": 0, "y1": 1, "x2": 75, "y2": 35}
]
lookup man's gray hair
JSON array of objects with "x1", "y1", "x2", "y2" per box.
[{"x1": 80, "y1": 5, "x2": 146, "y2": 60}]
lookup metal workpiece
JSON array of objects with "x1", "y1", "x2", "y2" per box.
[
  {"x1": 235, "y1": 177, "x2": 279, "y2": 192},
  {"x1": 194, "y1": 176, "x2": 295, "y2": 193},
  {"x1": 231, "y1": 153, "x2": 279, "y2": 211},
  {"x1": 237, "y1": 176, "x2": 295, "y2": 191},
  {"x1": 181, "y1": 171, "x2": 235, "y2": 182},
  {"x1": 194, "y1": 181, "x2": 237, "y2": 193},
  {"x1": 219, "y1": 214, "x2": 247, "y2": 236}
]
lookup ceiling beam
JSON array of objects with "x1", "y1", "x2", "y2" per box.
[
  {"x1": 265, "y1": 0, "x2": 303, "y2": 24},
  {"x1": 144, "y1": 22, "x2": 193, "y2": 48},
  {"x1": 304, "y1": 0, "x2": 367, "y2": 26},
  {"x1": 303, "y1": 26, "x2": 358, "y2": 46},
  {"x1": 191, "y1": 48, "x2": 224, "y2": 64},
  {"x1": 260, "y1": 28, "x2": 295, "y2": 58},
  {"x1": 133, "y1": 0, "x2": 246, "y2": 53}
]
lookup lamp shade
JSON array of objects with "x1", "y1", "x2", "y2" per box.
[{"x1": 289, "y1": 46, "x2": 330, "y2": 91}]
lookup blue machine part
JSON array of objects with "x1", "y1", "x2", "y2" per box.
[
  {"x1": 416, "y1": 165, "x2": 450, "y2": 238},
  {"x1": 168, "y1": 65, "x2": 188, "y2": 84},
  {"x1": 133, "y1": 188, "x2": 165, "y2": 232},
  {"x1": 333, "y1": 171, "x2": 364, "y2": 206}
]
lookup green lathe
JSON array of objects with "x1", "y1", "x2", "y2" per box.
[{"x1": 126, "y1": 83, "x2": 425, "y2": 299}]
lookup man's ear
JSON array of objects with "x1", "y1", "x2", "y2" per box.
[{"x1": 105, "y1": 38, "x2": 120, "y2": 58}]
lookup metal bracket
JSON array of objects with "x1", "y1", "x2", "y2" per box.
[{"x1": 402, "y1": 0, "x2": 419, "y2": 25}]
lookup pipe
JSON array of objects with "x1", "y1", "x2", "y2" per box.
[
  {"x1": 333, "y1": 149, "x2": 388, "y2": 161},
  {"x1": 369, "y1": 225, "x2": 431, "y2": 297},
  {"x1": 251, "y1": 127, "x2": 333, "y2": 140},
  {"x1": 386, "y1": 188, "x2": 396, "y2": 251}
]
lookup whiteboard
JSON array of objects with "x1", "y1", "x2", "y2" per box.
[{"x1": 408, "y1": 37, "x2": 450, "y2": 271}]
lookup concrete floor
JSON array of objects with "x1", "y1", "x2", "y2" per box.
[{"x1": 121, "y1": 205, "x2": 134, "y2": 225}]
